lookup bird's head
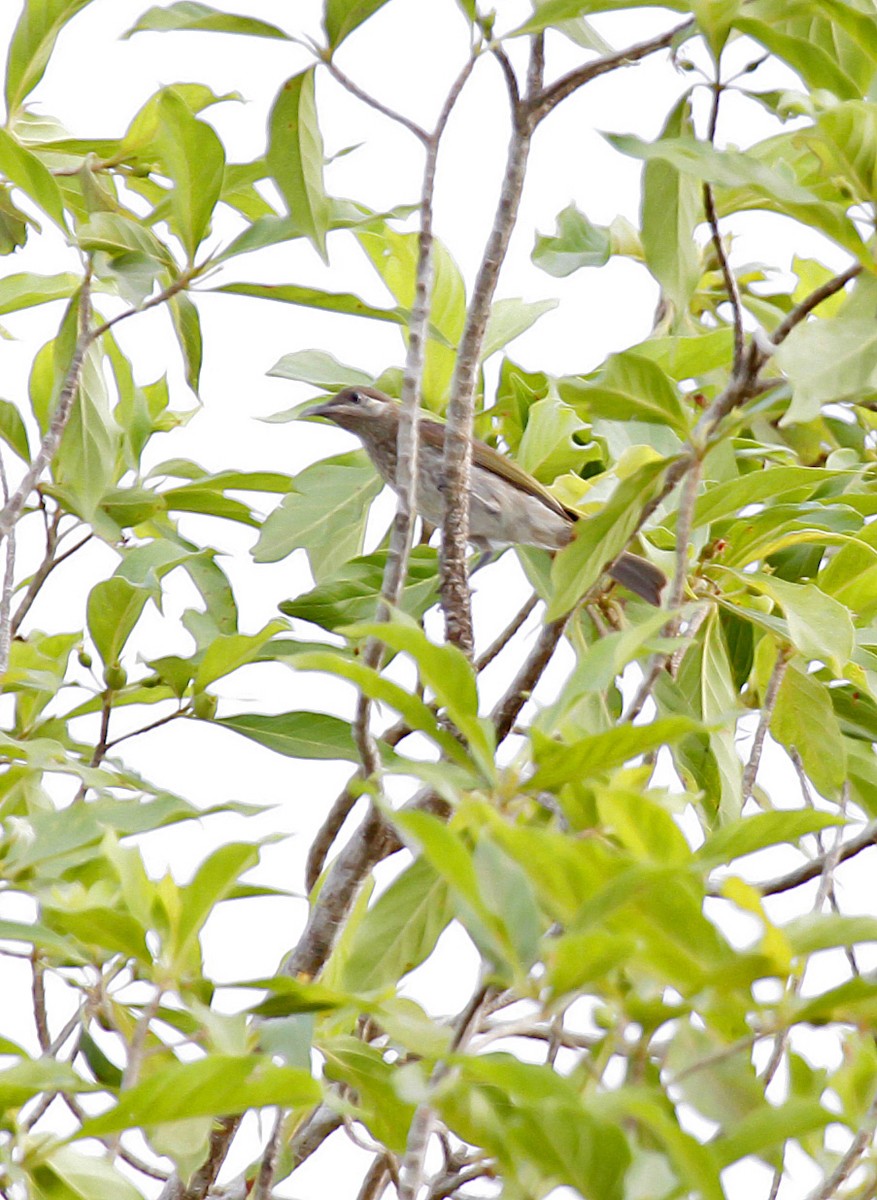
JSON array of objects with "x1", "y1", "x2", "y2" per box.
[{"x1": 304, "y1": 386, "x2": 399, "y2": 439}]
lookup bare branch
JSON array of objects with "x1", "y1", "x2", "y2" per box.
[
  {"x1": 490, "y1": 614, "x2": 567, "y2": 743},
  {"x1": 441, "y1": 36, "x2": 543, "y2": 657},
  {"x1": 11, "y1": 523, "x2": 93, "y2": 637},
  {"x1": 703, "y1": 78, "x2": 745, "y2": 373},
  {"x1": 0, "y1": 451, "x2": 15, "y2": 675},
  {"x1": 805, "y1": 1088, "x2": 877, "y2": 1200},
  {"x1": 531, "y1": 19, "x2": 694, "y2": 123},
  {"x1": 475, "y1": 592, "x2": 539, "y2": 672},
  {"x1": 772, "y1": 264, "x2": 862, "y2": 347},
  {"x1": 0, "y1": 270, "x2": 94, "y2": 541},
  {"x1": 760, "y1": 821, "x2": 877, "y2": 897},
  {"x1": 742, "y1": 651, "x2": 788, "y2": 801},
  {"x1": 322, "y1": 58, "x2": 430, "y2": 144}
]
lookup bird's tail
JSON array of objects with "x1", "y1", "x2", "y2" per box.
[{"x1": 609, "y1": 552, "x2": 666, "y2": 606}]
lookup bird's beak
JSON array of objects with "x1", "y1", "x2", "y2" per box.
[{"x1": 301, "y1": 399, "x2": 335, "y2": 420}]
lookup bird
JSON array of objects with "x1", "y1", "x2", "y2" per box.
[{"x1": 304, "y1": 386, "x2": 666, "y2": 606}]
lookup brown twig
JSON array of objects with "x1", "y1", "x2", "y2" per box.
[
  {"x1": 474, "y1": 592, "x2": 539, "y2": 672},
  {"x1": 708, "y1": 820, "x2": 877, "y2": 899},
  {"x1": 322, "y1": 58, "x2": 430, "y2": 144},
  {"x1": 742, "y1": 650, "x2": 789, "y2": 801},
  {"x1": 490, "y1": 614, "x2": 567, "y2": 743},
  {"x1": 11, "y1": 524, "x2": 91, "y2": 636},
  {"x1": 441, "y1": 36, "x2": 543, "y2": 658},
  {"x1": 397, "y1": 983, "x2": 492, "y2": 1200},
  {"x1": 771, "y1": 264, "x2": 862, "y2": 347},
  {"x1": 531, "y1": 19, "x2": 694, "y2": 123},
  {"x1": 31, "y1": 954, "x2": 50, "y2": 1053},
  {"x1": 703, "y1": 76, "x2": 745, "y2": 374},
  {"x1": 805, "y1": 1087, "x2": 877, "y2": 1200},
  {"x1": 0, "y1": 266, "x2": 195, "y2": 543},
  {"x1": 0, "y1": 452, "x2": 15, "y2": 675}
]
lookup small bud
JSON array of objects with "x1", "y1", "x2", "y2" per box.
[
  {"x1": 193, "y1": 691, "x2": 217, "y2": 721},
  {"x1": 77, "y1": 649, "x2": 93, "y2": 669},
  {"x1": 103, "y1": 663, "x2": 127, "y2": 690}
]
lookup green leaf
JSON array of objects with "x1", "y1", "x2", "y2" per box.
[
  {"x1": 560, "y1": 352, "x2": 689, "y2": 435},
  {"x1": 194, "y1": 622, "x2": 285, "y2": 691},
  {"x1": 516, "y1": 397, "x2": 599, "y2": 484},
  {"x1": 530, "y1": 717, "x2": 700, "y2": 792},
  {"x1": 532, "y1": 203, "x2": 612, "y2": 276},
  {"x1": 511, "y1": 0, "x2": 686, "y2": 36},
  {"x1": 86, "y1": 577, "x2": 150, "y2": 667},
  {"x1": 691, "y1": 466, "x2": 850, "y2": 530},
  {"x1": 344, "y1": 614, "x2": 495, "y2": 778},
  {"x1": 0, "y1": 271, "x2": 80, "y2": 315},
  {"x1": 216, "y1": 710, "x2": 363, "y2": 760},
  {"x1": 267, "y1": 349, "x2": 373, "y2": 392},
  {"x1": 713, "y1": 1099, "x2": 831, "y2": 1169},
  {"x1": 154, "y1": 89, "x2": 225, "y2": 261},
  {"x1": 341, "y1": 857, "x2": 454, "y2": 992},
  {"x1": 215, "y1": 281, "x2": 407, "y2": 325},
  {"x1": 253, "y1": 451, "x2": 382, "y2": 581},
  {"x1": 641, "y1": 97, "x2": 701, "y2": 315},
  {"x1": 267, "y1": 70, "x2": 329, "y2": 260},
  {"x1": 775, "y1": 317, "x2": 877, "y2": 424},
  {"x1": 785, "y1": 913, "x2": 877, "y2": 957},
  {"x1": 732, "y1": 574, "x2": 853, "y2": 672},
  {"x1": 0, "y1": 398, "x2": 30, "y2": 462},
  {"x1": 324, "y1": 0, "x2": 392, "y2": 47},
  {"x1": 5, "y1": 0, "x2": 95, "y2": 114},
  {"x1": 291, "y1": 648, "x2": 476, "y2": 770},
  {"x1": 548, "y1": 456, "x2": 670, "y2": 619},
  {"x1": 170, "y1": 842, "x2": 260, "y2": 967},
  {"x1": 280, "y1": 546, "x2": 439, "y2": 632},
  {"x1": 481, "y1": 297, "x2": 558, "y2": 361},
  {"x1": 321, "y1": 1037, "x2": 414, "y2": 1153},
  {"x1": 29, "y1": 1146, "x2": 144, "y2": 1200},
  {"x1": 168, "y1": 291, "x2": 203, "y2": 394},
  {"x1": 78, "y1": 1055, "x2": 320, "y2": 1135},
  {"x1": 772, "y1": 662, "x2": 847, "y2": 796},
  {"x1": 0, "y1": 129, "x2": 67, "y2": 232},
  {"x1": 124, "y1": 2, "x2": 290, "y2": 38},
  {"x1": 77, "y1": 212, "x2": 174, "y2": 267},
  {"x1": 0, "y1": 1058, "x2": 95, "y2": 1109},
  {"x1": 697, "y1": 811, "x2": 843, "y2": 865},
  {"x1": 53, "y1": 341, "x2": 120, "y2": 518},
  {"x1": 736, "y1": 0, "x2": 877, "y2": 101}
]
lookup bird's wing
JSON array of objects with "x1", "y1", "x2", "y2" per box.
[{"x1": 416, "y1": 414, "x2": 571, "y2": 521}]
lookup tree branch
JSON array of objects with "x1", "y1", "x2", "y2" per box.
[
  {"x1": 703, "y1": 77, "x2": 744, "y2": 373},
  {"x1": 531, "y1": 19, "x2": 694, "y2": 123},
  {"x1": 441, "y1": 36, "x2": 543, "y2": 657},
  {"x1": 758, "y1": 821, "x2": 877, "y2": 897},
  {"x1": 741, "y1": 649, "x2": 788, "y2": 801}
]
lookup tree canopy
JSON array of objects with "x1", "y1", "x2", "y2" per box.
[{"x1": 1, "y1": 2, "x2": 877, "y2": 1199}]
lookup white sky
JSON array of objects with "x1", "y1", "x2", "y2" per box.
[{"x1": 0, "y1": 3, "x2": 871, "y2": 1197}]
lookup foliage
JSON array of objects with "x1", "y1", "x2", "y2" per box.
[{"x1": 0, "y1": 1, "x2": 876, "y2": 1199}]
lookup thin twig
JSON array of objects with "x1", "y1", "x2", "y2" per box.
[
  {"x1": 441, "y1": 36, "x2": 543, "y2": 657},
  {"x1": 806, "y1": 1087, "x2": 877, "y2": 1200},
  {"x1": 31, "y1": 954, "x2": 50, "y2": 1052},
  {"x1": 742, "y1": 650, "x2": 789, "y2": 801},
  {"x1": 474, "y1": 592, "x2": 539, "y2": 672},
  {"x1": 322, "y1": 58, "x2": 430, "y2": 144},
  {"x1": 102, "y1": 705, "x2": 189, "y2": 753},
  {"x1": 0, "y1": 267, "x2": 194, "y2": 542},
  {"x1": 703, "y1": 76, "x2": 745, "y2": 374},
  {"x1": 0, "y1": 451, "x2": 15, "y2": 675},
  {"x1": 490, "y1": 614, "x2": 567, "y2": 743},
  {"x1": 11, "y1": 524, "x2": 92, "y2": 636},
  {"x1": 356, "y1": 1155, "x2": 391, "y2": 1200},
  {"x1": 531, "y1": 19, "x2": 694, "y2": 122},
  {"x1": 397, "y1": 984, "x2": 492, "y2": 1200},
  {"x1": 771, "y1": 264, "x2": 862, "y2": 347},
  {"x1": 751, "y1": 822, "x2": 877, "y2": 897}
]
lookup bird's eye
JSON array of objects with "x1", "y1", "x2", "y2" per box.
[{"x1": 348, "y1": 390, "x2": 362, "y2": 404}]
